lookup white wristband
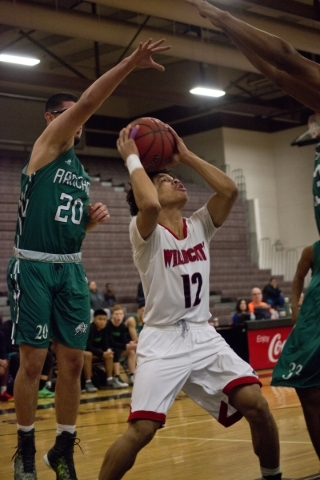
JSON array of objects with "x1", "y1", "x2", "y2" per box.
[{"x1": 126, "y1": 154, "x2": 143, "y2": 175}]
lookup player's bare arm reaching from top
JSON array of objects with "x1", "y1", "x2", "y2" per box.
[
  {"x1": 183, "y1": 0, "x2": 320, "y2": 113},
  {"x1": 30, "y1": 39, "x2": 171, "y2": 175},
  {"x1": 30, "y1": 40, "x2": 171, "y2": 233}
]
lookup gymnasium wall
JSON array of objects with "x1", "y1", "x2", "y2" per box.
[
  {"x1": 0, "y1": 94, "x2": 318, "y2": 253},
  {"x1": 183, "y1": 125, "x2": 318, "y2": 251},
  {"x1": 272, "y1": 127, "x2": 317, "y2": 248}
]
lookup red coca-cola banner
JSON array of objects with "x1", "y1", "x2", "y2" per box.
[{"x1": 247, "y1": 326, "x2": 293, "y2": 370}]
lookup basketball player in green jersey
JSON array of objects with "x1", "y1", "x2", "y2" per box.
[
  {"x1": 183, "y1": 0, "x2": 320, "y2": 234},
  {"x1": 184, "y1": 0, "x2": 320, "y2": 470},
  {"x1": 271, "y1": 242, "x2": 320, "y2": 464},
  {"x1": 7, "y1": 38, "x2": 171, "y2": 480}
]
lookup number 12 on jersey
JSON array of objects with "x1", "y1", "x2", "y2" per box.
[{"x1": 181, "y1": 273, "x2": 203, "y2": 308}]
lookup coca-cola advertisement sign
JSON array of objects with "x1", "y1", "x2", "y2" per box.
[{"x1": 247, "y1": 327, "x2": 292, "y2": 370}]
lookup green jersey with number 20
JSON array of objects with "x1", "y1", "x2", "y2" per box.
[{"x1": 14, "y1": 147, "x2": 90, "y2": 254}]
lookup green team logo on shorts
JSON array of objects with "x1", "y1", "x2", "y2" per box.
[{"x1": 74, "y1": 322, "x2": 89, "y2": 336}]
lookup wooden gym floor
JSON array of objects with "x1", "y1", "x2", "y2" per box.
[{"x1": 0, "y1": 370, "x2": 319, "y2": 480}]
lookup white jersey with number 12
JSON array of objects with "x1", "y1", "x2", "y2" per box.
[{"x1": 129, "y1": 205, "x2": 217, "y2": 326}]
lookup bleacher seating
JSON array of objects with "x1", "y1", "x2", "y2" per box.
[{"x1": 0, "y1": 149, "x2": 291, "y2": 323}]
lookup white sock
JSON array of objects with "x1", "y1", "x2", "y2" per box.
[
  {"x1": 85, "y1": 379, "x2": 92, "y2": 383},
  {"x1": 46, "y1": 381, "x2": 52, "y2": 389},
  {"x1": 1, "y1": 386, "x2": 7, "y2": 394},
  {"x1": 107, "y1": 377, "x2": 113, "y2": 381},
  {"x1": 17, "y1": 424, "x2": 34, "y2": 432},
  {"x1": 261, "y1": 466, "x2": 282, "y2": 478},
  {"x1": 56, "y1": 424, "x2": 76, "y2": 435}
]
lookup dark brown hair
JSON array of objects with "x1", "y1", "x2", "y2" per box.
[
  {"x1": 45, "y1": 92, "x2": 79, "y2": 113},
  {"x1": 126, "y1": 169, "x2": 173, "y2": 216}
]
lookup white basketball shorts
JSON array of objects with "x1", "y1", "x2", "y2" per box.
[{"x1": 128, "y1": 321, "x2": 261, "y2": 427}]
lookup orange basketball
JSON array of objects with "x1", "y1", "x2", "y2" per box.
[{"x1": 129, "y1": 117, "x2": 176, "y2": 172}]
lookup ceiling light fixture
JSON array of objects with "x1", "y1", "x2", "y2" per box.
[
  {"x1": 0, "y1": 54, "x2": 40, "y2": 66},
  {"x1": 190, "y1": 86, "x2": 226, "y2": 97}
]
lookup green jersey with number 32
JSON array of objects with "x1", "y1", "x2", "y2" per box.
[
  {"x1": 14, "y1": 147, "x2": 90, "y2": 254},
  {"x1": 271, "y1": 240, "x2": 320, "y2": 389}
]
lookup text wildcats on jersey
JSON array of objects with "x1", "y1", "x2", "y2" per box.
[{"x1": 164, "y1": 242, "x2": 207, "y2": 268}]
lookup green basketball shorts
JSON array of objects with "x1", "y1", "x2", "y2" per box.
[{"x1": 7, "y1": 257, "x2": 90, "y2": 349}]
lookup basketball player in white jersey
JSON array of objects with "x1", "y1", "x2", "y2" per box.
[{"x1": 98, "y1": 127, "x2": 283, "y2": 480}]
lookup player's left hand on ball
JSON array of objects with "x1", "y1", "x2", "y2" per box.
[
  {"x1": 88, "y1": 203, "x2": 110, "y2": 223},
  {"x1": 117, "y1": 126, "x2": 140, "y2": 164}
]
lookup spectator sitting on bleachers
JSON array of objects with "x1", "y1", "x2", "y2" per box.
[
  {"x1": 107, "y1": 305, "x2": 137, "y2": 386},
  {"x1": 104, "y1": 283, "x2": 117, "y2": 308},
  {"x1": 89, "y1": 280, "x2": 107, "y2": 311},
  {"x1": 83, "y1": 309, "x2": 114, "y2": 392},
  {"x1": 0, "y1": 319, "x2": 19, "y2": 390},
  {"x1": 0, "y1": 326, "x2": 13, "y2": 402},
  {"x1": 231, "y1": 299, "x2": 253, "y2": 326},
  {"x1": 125, "y1": 302, "x2": 145, "y2": 342},
  {"x1": 0, "y1": 319, "x2": 55, "y2": 399},
  {"x1": 248, "y1": 287, "x2": 278, "y2": 319},
  {"x1": 262, "y1": 277, "x2": 285, "y2": 309}
]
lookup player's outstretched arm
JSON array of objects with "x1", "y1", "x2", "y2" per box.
[
  {"x1": 79, "y1": 38, "x2": 171, "y2": 113},
  {"x1": 236, "y1": 43, "x2": 320, "y2": 113},
  {"x1": 183, "y1": 0, "x2": 320, "y2": 111},
  {"x1": 168, "y1": 126, "x2": 238, "y2": 228},
  {"x1": 33, "y1": 39, "x2": 171, "y2": 169},
  {"x1": 291, "y1": 245, "x2": 313, "y2": 324},
  {"x1": 184, "y1": 0, "x2": 300, "y2": 70},
  {"x1": 117, "y1": 125, "x2": 161, "y2": 239}
]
